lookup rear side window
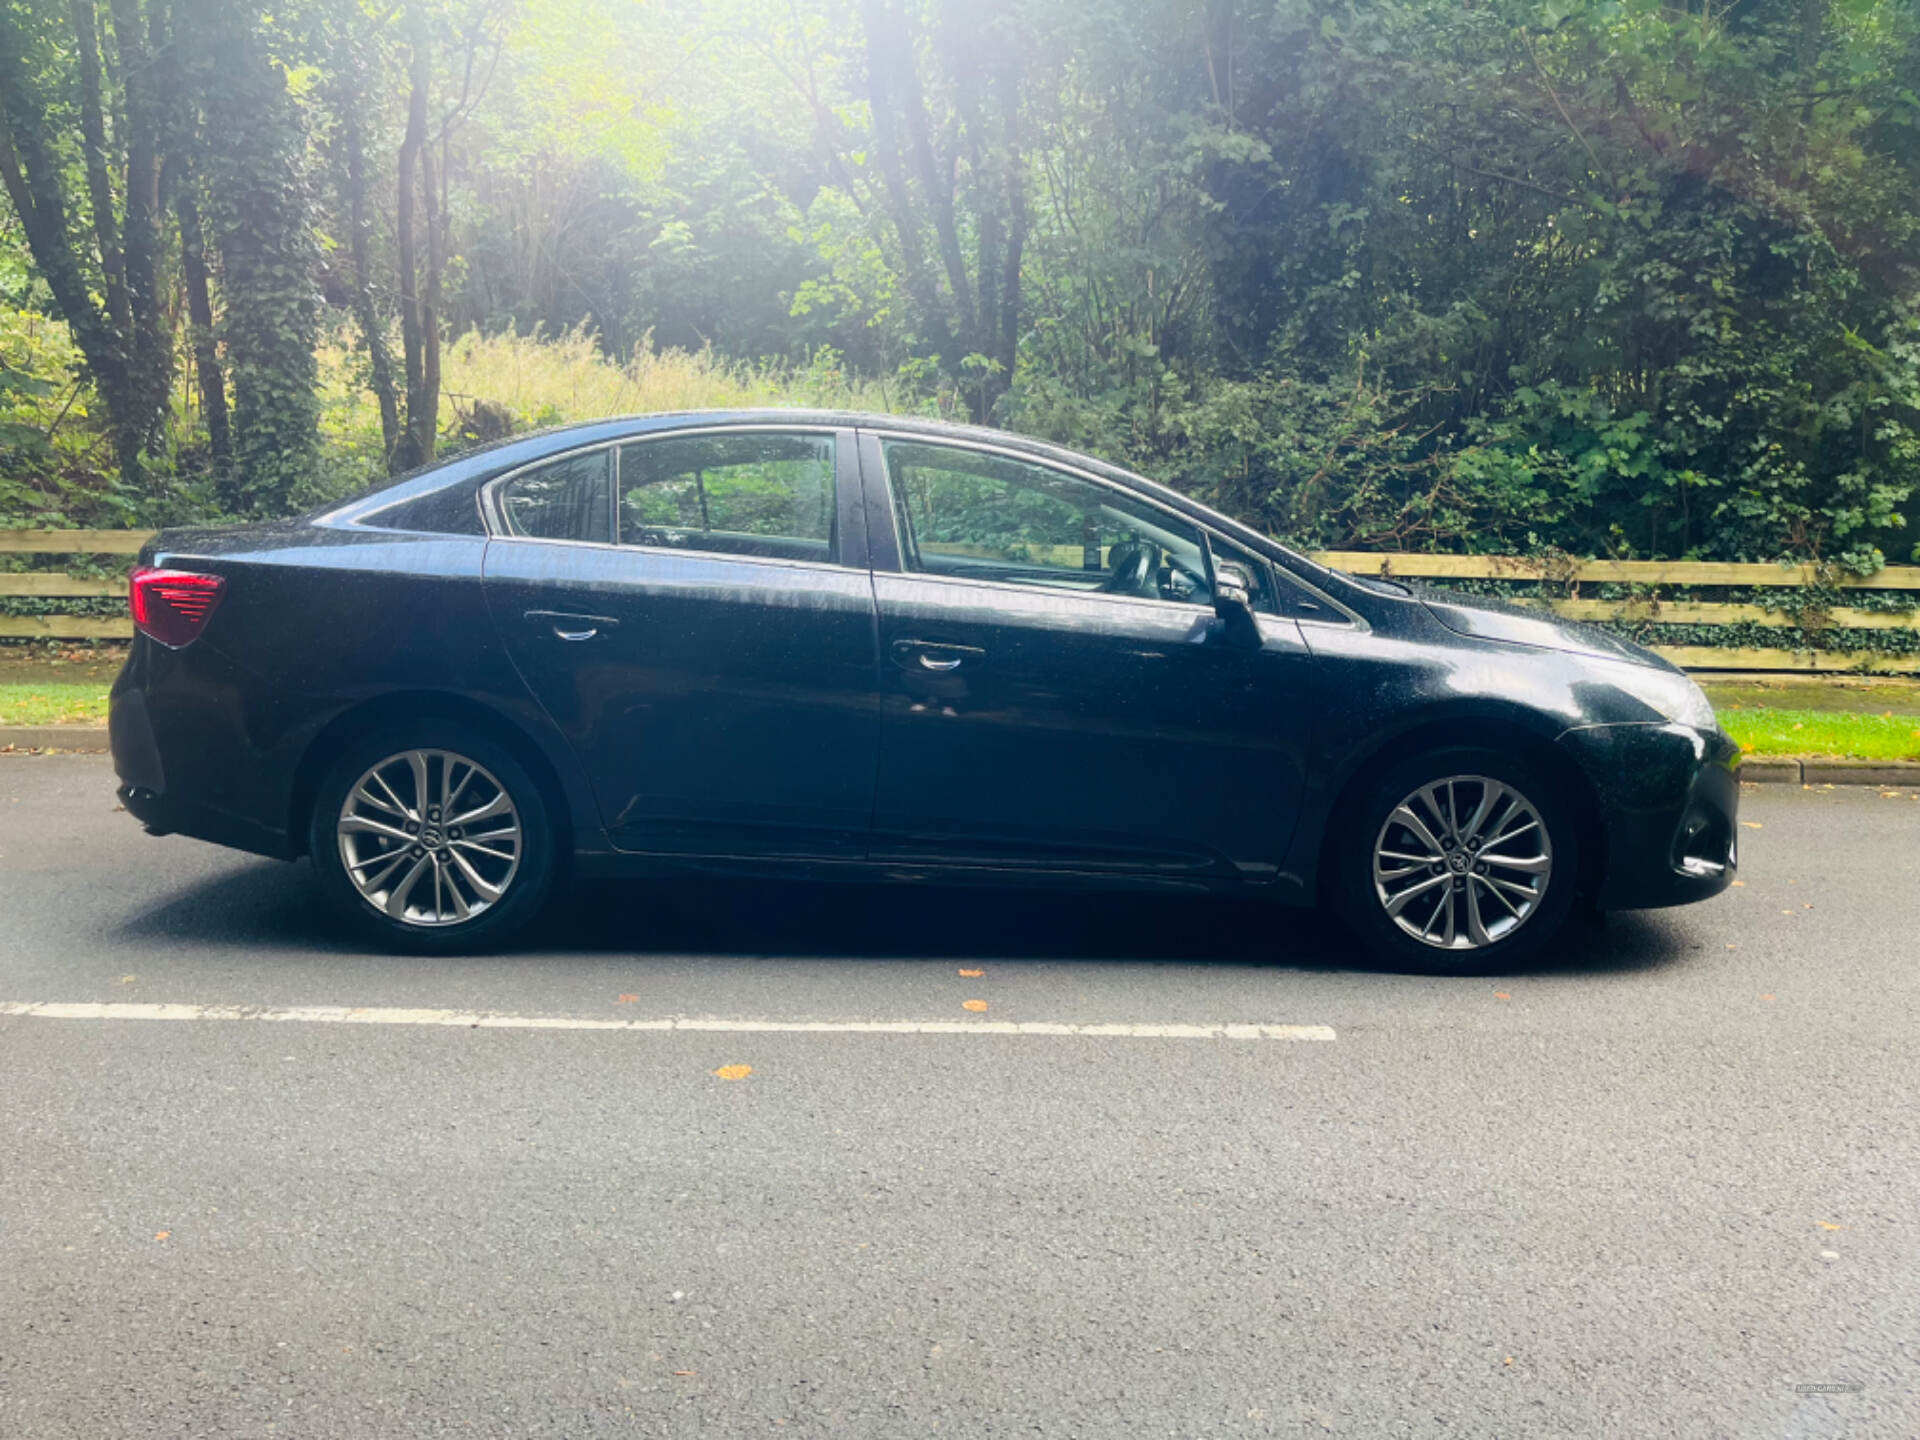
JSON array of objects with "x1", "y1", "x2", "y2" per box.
[
  {"x1": 619, "y1": 433, "x2": 836, "y2": 563},
  {"x1": 497, "y1": 449, "x2": 613, "y2": 543}
]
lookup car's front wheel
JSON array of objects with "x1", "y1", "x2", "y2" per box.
[
  {"x1": 1331, "y1": 746, "x2": 1580, "y2": 974},
  {"x1": 308, "y1": 725, "x2": 558, "y2": 953}
]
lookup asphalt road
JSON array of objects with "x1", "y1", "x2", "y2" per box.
[{"x1": 3, "y1": 755, "x2": 1918, "y2": 1439}]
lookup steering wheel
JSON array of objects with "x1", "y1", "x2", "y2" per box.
[{"x1": 1101, "y1": 540, "x2": 1160, "y2": 597}]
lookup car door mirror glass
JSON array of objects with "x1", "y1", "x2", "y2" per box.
[{"x1": 1213, "y1": 561, "x2": 1254, "y2": 612}]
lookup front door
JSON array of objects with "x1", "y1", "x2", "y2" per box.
[
  {"x1": 482, "y1": 426, "x2": 881, "y2": 859},
  {"x1": 863, "y1": 434, "x2": 1314, "y2": 881}
]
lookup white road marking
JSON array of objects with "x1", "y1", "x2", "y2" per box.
[{"x1": 0, "y1": 1000, "x2": 1334, "y2": 1041}]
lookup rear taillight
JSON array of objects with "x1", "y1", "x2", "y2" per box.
[{"x1": 129, "y1": 567, "x2": 225, "y2": 648}]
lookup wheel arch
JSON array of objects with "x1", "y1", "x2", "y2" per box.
[
  {"x1": 1311, "y1": 713, "x2": 1606, "y2": 903},
  {"x1": 288, "y1": 691, "x2": 576, "y2": 864}
]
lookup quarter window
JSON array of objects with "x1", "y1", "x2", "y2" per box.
[
  {"x1": 883, "y1": 440, "x2": 1269, "y2": 610},
  {"x1": 496, "y1": 448, "x2": 612, "y2": 544},
  {"x1": 620, "y1": 433, "x2": 836, "y2": 563}
]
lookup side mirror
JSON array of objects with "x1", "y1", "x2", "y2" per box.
[
  {"x1": 1211, "y1": 561, "x2": 1261, "y2": 650},
  {"x1": 1213, "y1": 562, "x2": 1253, "y2": 612}
]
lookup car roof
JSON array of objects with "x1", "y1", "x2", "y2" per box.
[{"x1": 471, "y1": 408, "x2": 1169, "y2": 494}]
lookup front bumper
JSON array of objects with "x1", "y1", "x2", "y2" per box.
[{"x1": 1557, "y1": 721, "x2": 1741, "y2": 910}]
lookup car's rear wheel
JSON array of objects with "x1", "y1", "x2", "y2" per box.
[
  {"x1": 308, "y1": 724, "x2": 557, "y2": 953},
  {"x1": 1331, "y1": 746, "x2": 1580, "y2": 974}
]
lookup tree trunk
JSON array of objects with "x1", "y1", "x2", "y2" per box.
[
  {"x1": 109, "y1": 0, "x2": 171, "y2": 455},
  {"x1": 394, "y1": 10, "x2": 434, "y2": 473},
  {"x1": 995, "y1": 70, "x2": 1026, "y2": 412},
  {"x1": 67, "y1": 0, "x2": 129, "y2": 344},
  {"x1": 194, "y1": 0, "x2": 320, "y2": 516},
  {"x1": 895, "y1": 25, "x2": 974, "y2": 344},
  {"x1": 0, "y1": 26, "x2": 137, "y2": 480},
  {"x1": 175, "y1": 183, "x2": 232, "y2": 485},
  {"x1": 421, "y1": 131, "x2": 442, "y2": 463},
  {"x1": 860, "y1": 0, "x2": 957, "y2": 369},
  {"x1": 342, "y1": 98, "x2": 400, "y2": 465}
]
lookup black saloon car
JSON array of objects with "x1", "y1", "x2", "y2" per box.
[{"x1": 111, "y1": 411, "x2": 1739, "y2": 972}]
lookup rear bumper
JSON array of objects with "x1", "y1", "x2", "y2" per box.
[
  {"x1": 109, "y1": 657, "x2": 295, "y2": 860},
  {"x1": 1557, "y1": 721, "x2": 1741, "y2": 910}
]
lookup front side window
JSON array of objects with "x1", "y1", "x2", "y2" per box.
[
  {"x1": 497, "y1": 448, "x2": 612, "y2": 543},
  {"x1": 883, "y1": 440, "x2": 1268, "y2": 609},
  {"x1": 619, "y1": 432, "x2": 836, "y2": 563}
]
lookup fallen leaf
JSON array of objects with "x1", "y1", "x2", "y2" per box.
[
  {"x1": 615, "y1": 994, "x2": 639, "y2": 1004},
  {"x1": 713, "y1": 1064, "x2": 752, "y2": 1080},
  {"x1": 1742, "y1": 821, "x2": 1763, "y2": 830},
  {"x1": 958, "y1": 968, "x2": 984, "y2": 978},
  {"x1": 1759, "y1": 993, "x2": 1775, "y2": 1001},
  {"x1": 1817, "y1": 1221, "x2": 1847, "y2": 1231},
  {"x1": 962, "y1": 999, "x2": 989, "y2": 1012},
  {"x1": 1493, "y1": 992, "x2": 1511, "y2": 1000},
  {"x1": 1503, "y1": 1356, "x2": 1514, "y2": 1366},
  {"x1": 117, "y1": 974, "x2": 137, "y2": 984},
  {"x1": 153, "y1": 1231, "x2": 170, "y2": 1241}
]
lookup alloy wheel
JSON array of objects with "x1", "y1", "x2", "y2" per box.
[
  {"x1": 336, "y1": 749, "x2": 522, "y2": 926},
  {"x1": 1371, "y1": 775, "x2": 1553, "y2": 951}
]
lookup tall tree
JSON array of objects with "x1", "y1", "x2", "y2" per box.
[
  {"x1": 856, "y1": 0, "x2": 1033, "y2": 420},
  {"x1": 393, "y1": 4, "x2": 436, "y2": 472},
  {"x1": 191, "y1": 0, "x2": 322, "y2": 513},
  {"x1": 0, "y1": 0, "x2": 173, "y2": 485},
  {"x1": 321, "y1": 4, "x2": 401, "y2": 469}
]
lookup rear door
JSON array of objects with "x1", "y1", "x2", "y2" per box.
[
  {"x1": 482, "y1": 425, "x2": 881, "y2": 859},
  {"x1": 861, "y1": 432, "x2": 1315, "y2": 880}
]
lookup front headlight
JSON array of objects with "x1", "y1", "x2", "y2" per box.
[{"x1": 1604, "y1": 663, "x2": 1719, "y2": 730}]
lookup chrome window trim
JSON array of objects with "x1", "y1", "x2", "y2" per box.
[
  {"x1": 874, "y1": 566, "x2": 1230, "y2": 619},
  {"x1": 478, "y1": 531, "x2": 861, "y2": 580},
  {"x1": 864, "y1": 427, "x2": 1366, "y2": 629},
  {"x1": 480, "y1": 424, "x2": 851, "y2": 568}
]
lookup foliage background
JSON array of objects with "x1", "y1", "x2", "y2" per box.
[{"x1": 1, "y1": 0, "x2": 1917, "y2": 579}]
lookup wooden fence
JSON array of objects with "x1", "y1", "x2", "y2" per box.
[{"x1": 6, "y1": 530, "x2": 1920, "y2": 673}]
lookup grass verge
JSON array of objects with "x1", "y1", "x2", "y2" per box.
[
  {"x1": 1717, "y1": 706, "x2": 1920, "y2": 762},
  {"x1": 0, "y1": 682, "x2": 110, "y2": 726}
]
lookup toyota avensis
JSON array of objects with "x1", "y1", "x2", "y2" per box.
[{"x1": 110, "y1": 411, "x2": 1739, "y2": 972}]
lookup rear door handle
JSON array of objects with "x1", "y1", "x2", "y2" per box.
[
  {"x1": 525, "y1": 610, "x2": 619, "y2": 642},
  {"x1": 892, "y1": 639, "x2": 985, "y2": 672}
]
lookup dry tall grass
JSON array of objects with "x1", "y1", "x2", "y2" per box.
[{"x1": 316, "y1": 327, "x2": 916, "y2": 493}]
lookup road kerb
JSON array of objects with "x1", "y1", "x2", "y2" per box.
[{"x1": 0, "y1": 725, "x2": 110, "y2": 752}]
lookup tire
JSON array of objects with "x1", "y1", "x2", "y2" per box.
[
  {"x1": 308, "y1": 722, "x2": 559, "y2": 953},
  {"x1": 1329, "y1": 745, "x2": 1581, "y2": 975}
]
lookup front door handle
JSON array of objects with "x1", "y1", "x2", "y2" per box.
[
  {"x1": 892, "y1": 639, "x2": 986, "y2": 672},
  {"x1": 525, "y1": 610, "x2": 619, "y2": 642}
]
